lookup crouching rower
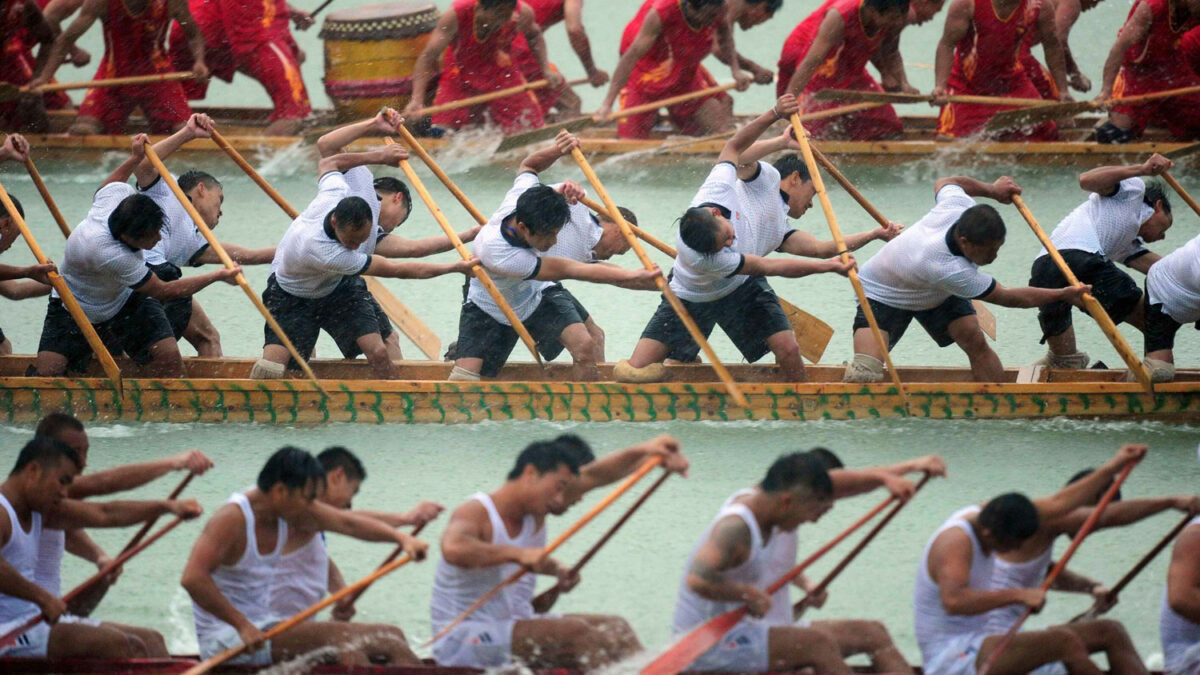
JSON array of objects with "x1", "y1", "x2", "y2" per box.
[
  {"x1": 1162, "y1": 507, "x2": 1200, "y2": 674},
  {"x1": 182, "y1": 446, "x2": 427, "y2": 665},
  {"x1": 915, "y1": 443, "x2": 1147, "y2": 675},
  {"x1": 0, "y1": 435, "x2": 203, "y2": 658},
  {"x1": 1141, "y1": 228, "x2": 1200, "y2": 381},
  {"x1": 0, "y1": 135, "x2": 55, "y2": 354}
]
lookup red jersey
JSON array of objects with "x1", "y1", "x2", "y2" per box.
[
  {"x1": 620, "y1": 0, "x2": 716, "y2": 96},
  {"x1": 782, "y1": 0, "x2": 890, "y2": 87},
  {"x1": 522, "y1": 0, "x2": 563, "y2": 27},
  {"x1": 443, "y1": 0, "x2": 521, "y2": 89},
  {"x1": 948, "y1": 0, "x2": 1037, "y2": 88},
  {"x1": 217, "y1": 0, "x2": 285, "y2": 56},
  {"x1": 2, "y1": 0, "x2": 30, "y2": 73},
  {"x1": 1121, "y1": 0, "x2": 1198, "y2": 77},
  {"x1": 98, "y1": 0, "x2": 171, "y2": 77}
]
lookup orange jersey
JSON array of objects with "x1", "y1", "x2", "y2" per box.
[
  {"x1": 1120, "y1": 0, "x2": 1198, "y2": 79},
  {"x1": 948, "y1": 0, "x2": 1036, "y2": 90},
  {"x1": 442, "y1": 0, "x2": 522, "y2": 90},
  {"x1": 522, "y1": 0, "x2": 563, "y2": 27},
  {"x1": 778, "y1": 0, "x2": 891, "y2": 94},
  {"x1": 620, "y1": 0, "x2": 716, "y2": 97},
  {"x1": 97, "y1": 0, "x2": 171, "y2": 77}
]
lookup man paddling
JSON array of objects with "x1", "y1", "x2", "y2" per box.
[
  {"x1": 915, "y1": 443, "x2": 1146, "y2": 675},
  {"x1": 35, "y1": 135, "x2": 240, "y2": 378},
  {"x1": 0, "y1": 135, "x2": 55, "y2": 354},
  {"x1": 1141, "y1": 228, "x2": 1200, "y2": 381},
  {"x1": 0, "y1": 0, "x2": 57, "y2": 132},
  {"x1": 1162, "y1": 504, "x2": 1200, "y2": 674},
  {"x1": 182, "y1": 446, "x2": 426, "y2": 665},
  {"x1": 0, "y1": 435, "x2": 203, "y2": 658},
  {"x1": 430, "y1": 440, "x2": 641, "y2": 669},
  {"x1": 1029, "y1": 155, "x2": 1175, "y2": 373},
  {"x1": 448, "y1": 131, "x2": 658, "y2": 382},
  {"x1": 511, "y1": 0, "x2": 609, "y2": 119},
  {"x1": 717, "y1": 0, "x2": 782, "y2": 87},
  {"x1": 846, "y1": 174, "x2": 1090, "y2": 383}
]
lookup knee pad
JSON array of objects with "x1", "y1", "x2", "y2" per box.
[
  {"x1": 1094, "y1": 121, "x2": 1136, "y2": 144},
  {"x1": 613, "y1": 358, "x2": 666, "y2": 383},
  {"x1": 842, "y1": 354, "x2": 885, "y2": 383},
  {"x1": 1034, "y1": 350, "x2": 1091, "y2": 369},
  {"x1": 448, "y1": 365, "x2": 481, "y2": 382},
  {"x1": 250, "y1": 358, "x2": 286, "y2": 379}
]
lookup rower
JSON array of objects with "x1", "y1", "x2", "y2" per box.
[
  {"x1": 181, "y1": 446, "x2": 426, "y2": 666},
  {"x1": 404, "y1": 0, "x2": 562, "y2": 133},
  {"x1": 932, "y1": 0, "x2": 1071, "y2": 140},
  {"x1": 549, "y1": 433, "x2": 690, "y2": 517},
  {"x1": 430, "y1": 440, "x2": 641, "y2": 669},
  {"x1": 511, "y1": 0, "x2": 609, "y2": 119},
  {"x1": 448, "y1": 131, "x2": 659, "y2": 382},
  {"x1": 1028, "y1": 155, "x2": 1175, "y2": 372},
  {"x1": 167, "y1": 0, "x2": 313, "y2": 136},
  {"x1": 846, "y1": 174, "x2": 1090, "y2": 384},
  {"x1": 251, "y1": 130, "x2": 476, "y2": 381},
  {"x1": 617, "y1": 96, "x2": 855, "y2": 385},
  {"x1": 0, "y1": 0, "x2": 56, "y2": 132},
  {"x1": 915, "y1": 444, "x2": 1147, "y2": 675},
  {"x1": 1095, "y1": 0, "x2": 1200, "y2": 143},
  {"x1": 778, "y1": 0, "x2": 911, "y2": 140},
  {"x1": 1162, "y1": 502, "x2": 1200, "y2": 674},
  {"x1": 0, "y1": 135, "x2": 55, "y2": 353},
  {"x1": 598, "y1": 0, "x2": 755, "y2": 139},
  {"x1": 0, "y1": 435, "x2": 203, "y2": 659},
  {"x1": 1051, "y1": 0, "x2": 1104, "y2": 92},
  {"x1": 29, "y1": 0, "x2": 208, "y2": 135},
  {"x1": 269, "y1": 446, "x2": 444, "y2": 621},
  {"x1": 34, "y1": 135, "x2": 240, "y2": 378},
  {"x1": 717, "y1": 0, "x2": 782, "y2": 89},
  {"x1": 33, "y1": 0, "x2": 95, "y2": 112},
  {"x1": 314, "y1": 108, "x2": 481, "y2": 361},
  {"x1": 1141, "y1": 229, "x2": 1200, "y2": 381}
]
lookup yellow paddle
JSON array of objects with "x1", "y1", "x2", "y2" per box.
[
  {"x1": 651, "y1": 102, "x2": 888, "y2": 156},
  {"x1": 410, "y1": 76, "x2": 588, "y2": 119},
  {"x1": 0, "y1": 72, "x2": 195, "y2": 103},
  {"x1": 1162, "y1": 171, "x2": 1200, "y2": 219},
  {"x1": 812, "y1": 88, "x2": 1052, "y2": 107},
  {"x1": 143, "y1": 145, "x2": 328, "y2": 396},
  {"x1": 21, "y1": 155, "x2": 71, "y2": 239},
  {"x1": 985, "y1": 84, "x2": 1200, "y2": 132},
  {"x1": 395, "y1": 124, "x2": 490, "y2": 224}
]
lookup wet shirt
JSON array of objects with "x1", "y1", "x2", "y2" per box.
[
  {"x1": 271, "y1": 171, "x2": 373, "y2": 298},
  {"x1": 1042, "y1": 177, "x2": 1151, "y2": 264}
]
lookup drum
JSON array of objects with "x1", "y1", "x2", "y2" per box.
[{"x1": 321, "y1": 1, "x2": 438, "y2": 121}]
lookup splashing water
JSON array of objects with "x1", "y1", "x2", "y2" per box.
[{"x1": 251, "y1": 142, "x2": 314, "y2": 178}]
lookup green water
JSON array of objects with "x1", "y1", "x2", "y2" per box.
[{"x1": 0, "y1": 0, "x2": 1198, "y2": 669}]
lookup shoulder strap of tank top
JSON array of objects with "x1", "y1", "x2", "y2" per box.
[
  {"x1": 471, "y1": 493, "x2": 509, "y2": 544},
  {"x1": 719, "y1": 503, "x2": 764, "y2": 554},
  {"x1": 0, "y1": 494, "x2": 19, "y2": 542}
]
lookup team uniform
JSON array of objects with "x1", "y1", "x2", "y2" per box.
[
  {"x1": 0, "y1": 0, "x2": 38, "y2": 128},
  {"x1": 430, "y1": 493, "x2": 544, "y2": 667},
  {"x1": 431, "y1": 0, "x2": 542, "y2": 133},
  {"x1": 936, "y1": 0, "x2": 1058, "y2": 140},
  {"x1": 0, "y1": 494, "x2": 47, "y2": 657},
  {"x1": 14, "y1": 0, "x2": 72, "y2": 112},
  {"x1": 1028, "y1": 177, "x2": 1152, "y2": 343},
  {"x1": 616, "y1": 0, "x2": 728, "y2": 139},
  {"x1": 76, "y1": 0, "x2": 190, "y2": 133},
  {"x1": 263, "y1": 168, "x2": 394, "y2": 367},
  {"x1": 454, "y1": 172, "x2": 592, "y2": 377},
  {"x1": 1109, "y1": 0, "x2": 1200, "y2": 140},
  {"x1": 511, "y1": 0, "x2": 565, "y2": 115},
  {"x1": 36, "y1": 183, "x2": 175, "y2": 372},
  {"x1": 139, "y1": 174, "x2": 211, "y2": 339},
  {"x1": 855, "y1": 185, "x2": 994, "y2": 349},
  {"x1": 1145, "y1": 232, "x2": 1200, "y2": 353},
  {"x1": 1161, "y1": 516, "x2": 1200, "y2": 675},
  {"x1": 1016, "y1": 0, "x2": 1060, "y2": 100},
  {"x1": 777, "y1": 0, "x2": 903, "y2": 140},
  {"x1": 724, "y1": 489, "x2": 803, "y2": 627},
  {"x1": 268, "y1": 532, "x2": 327, "y2": 618},
  {"x1": 638, "y1": 161, "x2": 793, "y2": 363}
]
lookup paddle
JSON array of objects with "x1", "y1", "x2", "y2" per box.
[
  {"x1": 411, "y1": 77, "x2": 588, "y2": 120},
  {"x1": 978, "y1": 457, "x2": 1140, "y2": 675},
  {"x1": 0, "y1": 516, "x2": 188, "y2": 649},
  {"x1": 22, "y1": 156, "x2": 70, "y2": 239},
  {"x1": 790, "y1": 114, "x2": 908, "y2": 405},
  {"x1": 571, "y1": 148, "x2": 748, "y2": 406},
  {"x1": 641, "y1": 492, "x2": 898, "y2": 675},
  {"x1": 426, "y1": 456, "x2": 664, "y2": 647},
  {"x1": 181, "y1": 547, "x2": 420, "y2": 675},
  {"x1": 0, "y1": 179, "x2": 123, "y2": 391},
  {"x1": 143, "y1": 145, "x2": 329, "y2": 396},
  {"x1": 122, "y1": 473, "x2": 194, "y2": 554},
  {"x1": 208, "y1": 129, "x2": 442, "y2": 361},
  {"x1": 794, "y1": 473, "x2": 933, "y2": 618},
  {"x1": 340, "y1": 522, "x2": 429, "y2": 609},
  {"x1": 985, "y1": 84, "x2": 1200, "y2": 132},
  {"x1": 310, "y1": 0, "x2": 335, "y2": 19},
  {"x1": 577, "y1": 195, "x2": 833, "y2": 363},
  {"x1": 532, "y1": 469, "x2": 672, "y2": 613},
  {"x1": 395, "y1": 123, "x2": 489, "y2": 224},
  {"x1": 0, "y1": 72, "x2": 195, "y2": 104},
  {"x1": 812, "y1": 88, "x2": 1052, "y2": 108},
  {"x1": 806, "y1": 144, "x2": 998, "y2": 341},
  {"x1": 650, "y1": 102, "x2": 887, "y2": 156},
  {"x1": 1010, "y1": 195, "x2": 1154, "y2": 392},
  {"x1": 1070, "y1": 511, "x2": 1193, "y2": 623},
  {"x1": 1162, "y1": 171, "x2": 1200, "y2": 219},
  {"x1": 386, "y1": 136, "x2": 544, "y2": 366}
]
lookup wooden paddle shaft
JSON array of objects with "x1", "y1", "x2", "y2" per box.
[
  {"x1": 613, "y1": 81, "x2": 739, "y2": 120},
  {"x1": 22, "y1": 157, "x2": 71, "y2": 238},
  {"x1": 1112, "y1": 84, "x2": 1200, "y2": 108},
  {"x1": 343, "y1": 522, "x2": 429, "y2": 607},
  {"x1": 571, "y1": 148, "x2": 748, "y2": 408},
  {"x1": 1163, "y1": 172, "x2": 1200, "y2": 219},
  {"x1": 652, "y1": 103, "x2": 888, "y2": 155},
  {"x1": 122, "y1": 473, "x2": 193, "y2": 554},
  {"x1": 210, "y1": 131, "x2": 298, "y2": 218},
  {"x1": 396, "y1": 124, "x2": 489, "y2": 224},
  {"x1": 143, "y1": 146, "x2": 328, "y2": 395},
  {"x1": 414, "y1": 77, "x2": 588, "y2": 118},
  {"x1": 33, "y1": 72, "x2": 194, "y2": 93},
  {"x1": 1011, "y1": 195, "x2": 1153, "y2": 392},
  {"x1": 1093, "y1": 511, "x2": 1194, "y2": 611}
]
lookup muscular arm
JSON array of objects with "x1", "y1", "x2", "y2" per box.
[
  {"x1": 1126, "y1": 252, "x2": 1160, "y2": 274},
  {"x1": 364, "y1": 255, "x2": 468, "y2": 280},
  {"x1": 0, "y1": 279, "x2": 51, "y2": 300},
  {"x1": 872, "y1": 31, "x2": 910, "y2": 92},
  {"x1": 779, "y1": 228, "x2": 884, "y2": 258},
  {"x1": 316, "y1": 118, "x2": 379, "y2": 158},
  {"x1": 784, "y1": 10, "x2": 844, "y2": 96},
  {"x1": 440, "y1": 501, "x2": 528, "y2": 568},
  {"x1": 601, "y1": 9, "x2": 662, "y2": 110},
  {"x1": 308, "y1": 501, "x2": 407, "y2": 544},
  {"x1": 566, "y1": 435, "x2": 685, "y2": 501},
  {"x1": 930, "y1": 529, "x2": 1035, "y2": 615},
  {"x1": 67, "y1": 457, "x2": 181, "y2": 499},
  {"x1": 685, "y1": 515, "x2": 757, "y2": 603},
  {"x1": 181, "y1": 506, "x2": 255, "y2": 635},
  {"x1": 1078, "y1": 163, "x2": 1149, "y2": 195},
  {"x1": 194, "y1": 243, "x2": 275, "y2": 266},
  {"x1": 517, "y1": 6, "x2": 551, "y2": 78},
  {"x1": 1099, "y1": 2, "x2": 1150, "y2": 99},
  {"x1": 63, "y1": 528, "x2": 107, "y2": 564},
  {"x1": 407, "y1": 9, "x2": 457, "y2": 110},
  {"x1": 532, "y1": 255, "x2": 656, "y2": 289},
  {"x1": 168, "y1": 0, "x2": 205, "y2": 69},
  {"x1": 934, "y1": 0, "x2": 973, "y2": 94},
  {"x1": 934, "y1": 176, "x2": 1009, "y2": 200},
  {"x1": 1054, "y1": 0, "x2": 1084, "y2": 78},
  {"x1": 721, "y1": 106, "x2": 784, "y2": 176},
  {"x1": 1051, "y1": 566, "x2": 1104, "y2": 594},
  {"x1": 739, "y1": 253, "x2": 845, "y2": 278},
  {"x1": 1037, "y1": 0, "x2": 1069, "y2": 97},
  {"x1": 1049, "y1": 497, "x2": 1191, "y2": 536},
  {"x1": 44, "y1": 497, "x2": 191, "y2": 530},
  {"x1": 1168, "y1": 526, "x2": 1200, "y2": 623},
  {"x1": 0, "y1": 265, "x2": 51, "y2": 283},
  {"x1": 712, "y1": 14, "x2": 744, "y2": 83},
  {"x1": 1034, "y1": 451, "x2": 1134, "y2": 522},
  {"x1": 32, "y1": 0, "x2": 101, "y2": 85},
  {"x1": 979, "y1": 282, "x2": 1078, "y2": 308},
  {"x1": 562, "y1": 0, "x2": 600, "y2": 78},
  {"x1": 519, "y1": 146, "x2": 566, "y2": 174},
  {"x1": 374, "y1": 230, "x2": 478, "y2": 259},
  {"x1": 316, "y1": 149, "x2": 399, "y2": 176},
  {"x1": 327, "y1": 557, "x2": 346, "y2": 593},
  {"x1": 135, "y1": 270, "x2": 233, "y2": 302}
]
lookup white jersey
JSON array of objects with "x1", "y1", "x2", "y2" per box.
[
  {"x1": 0, "y1": 495, "x2": 42, "y2": 633},
  {"x1": 141, "y1": 175, "x2": 211, "y2": 268},
  {"x1": 32, "y1": 529, "x2": 65, "y2": 596},
  {"x1": 1041, "y1": 177, "x2": 1151, "y2": 264},
  {"x1": 672, "y1": 499, "x2": 768, "y2": 635},
  {"x1": 544, "y1": 198, "x2": 602, "y2": 264},
  {"x1": 859, "y1": 185, "x2": 996, "y2": 311},
  {"x1": 1148, "y1": 232, "x2": 1200, "y2": 324},
  {"x1": 269, "y1": 532, "x2": 328, "y2": 618},
  {"x1": 984, "y1": 545, "x2": 1053, "y2": 634},
  {"x1": 914, "y1": 506, "x2": 997, "y2": 662},
  {"x1": 193, "y1": 492, "x2": 288, "y2": 644},
  {"x1": 724, "y1": 489, "x2": 796, "y2": 625},
  {"x1": 1162, "y1": 517, "x2": 1200, "y2": 674}
]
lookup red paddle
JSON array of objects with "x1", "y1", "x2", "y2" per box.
[{"x1": 341, "y1": 521, "x2": 429, "y2": 608}]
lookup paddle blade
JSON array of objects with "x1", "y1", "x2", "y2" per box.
[
  {"x1": 780, "y1": 299, "x2": 833, "y2": 363},
  {"x1": 641, "y1": 608, "x2": 748, "y2": 675},
  {"x1": 363, "y1": 276, "x2": 441, "y2": 360},
  {"x1": 985, "y1": 100, "x2": 1097, "y2": 132},
  {"x1": 810, "y1": 89, "x2": 928, "y2": 104},
  {"x1": 496, "y1": 116, "x2": 596, "y2": 153},
  {"x1": 0, "y1": 82, "x2": 20, "y2": 104},
  {"x1": 973, "y1": 301, "x2": 997, "y2": 341}
]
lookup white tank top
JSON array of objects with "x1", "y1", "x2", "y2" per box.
[
  {"x1": 430, "y1": 493, "x2": 542, "y2": 643},
  {"x1": 984, "y1": 544, "x2": 1054, "y2": 634},
  {"x1": 1161, "y1": 516, "x2": 1200, "y2": 673},
  {"x1": 269, "y1": 532, "x2": 328, "y2": 618},
  {"x1": 724, "y1": 489, "x2": 796, "y2": 625},
  {"x1": 672, "y1": 501, "x2": 767, "y2": 636},
  {"x1": 914, "y1": 506, "x2": 996, "y2": 661},
  {"x1": 0, "y1": 494, "x2": 43, "y2": 633},
  {"x1": 32, "y1": 529, "x2": 65, "y2": 596},
  {"x1": 192, "y1": 492, "x2": 288, "y2": 642}
]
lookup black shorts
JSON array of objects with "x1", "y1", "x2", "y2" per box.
[
  {"x1": 454, "y1": 283, "x2": 589, "y2": 377},
  {"x1": 1144, "y1": 297, "x2": 1194, "y2": 353},
  {"x1": 640, "y1": 276, "x2": 791, "y2": 363},
  {"x1": 148, "y1": 262, "x2": 194, "y2": 340},
  {"x1": 37, "y1": 294, "x2": 174, "y2": 372},
  {"x1": 342, "y1": 277, "x2": 395, "y2": 358},
  {"x1": 262, "y1": 274, "x2": 394, "y2": 369},
  {"x1": 853, "y1": 295, "x2": 976, "y2": 348},
  {"x1": 1029, "y1": 250, "x2": 1143, "y2": 342}
]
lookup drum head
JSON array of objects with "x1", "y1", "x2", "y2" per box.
[{"x1": 320, "y1": 1, "x2": 439, "y2": 40}]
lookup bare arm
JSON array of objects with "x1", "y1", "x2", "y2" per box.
[
  {"x1": 407, "y1": 10, "x2": 457, "y2": 114},
  {"x1": 1037, "y1": 0, "x2": 1070, "y2": 99},
  {"x1": 784, "y1": 10, "x2": 844, "y2": 96},
  {"x1": 722, "y1": 96, "x2": 796, "y2": 176},
  {"x1": 567, "y1": 434, "x2": 687, "y2": 501},
  {"x1": 195, "y1": 243, "x2": 276, "y2": 266},
  {"x1": 67, "y1": 456, "x2": 186, "y2": 498},
  {"x1": 1126, "y1": 252, "x2": 1160, "y2": 274},
  {"x1": 44, "y1": 497, "x2": 199, "y2": 529},
  {"x1": 363, "y1": 255, "x2": 474, "y2": 280},
  {"x1": 136, "y1": 116, "x2": 211, "y2": 187},
  {"x1": 440, "y1": 501, "x2": 531, "y2": 568},
  {"x1": 712, "y1": 14, "x2": 746, "y2": 86},
  {"x1": 135, "y1": 268, "x2": 238, "y2": 302},
  {"x1": 934, "y1": 175, "x2": 1016, "y2": 201},
  {"x1": 373, "y1": 230, "x2": 479, "y2": 259},
  {"x1": 309, "y1": 501, "x2": 418, "y2": 552},
  {"x1": 980, "y1": 282, "x2": 1085, "y2": 309},
  {"x1": 1033, "y1": 445, "x2": 1145, "y2": 521},
  {"x1": 1168, "y1": 526, "x2": 1200, "y2": 623},
  {"x1": 1051, "y1": 566, "x2": 1105, "y2": 594},
  {"x1": 600, "y1": 9, "x2": 662, "y2": 113},
  {"x1": 1050, "y1": 496, "x2": 1198, "y2": 536},
  {"x1": 30, "y1": 0, "x2": 102, "y2": 86},
  {"x1": 828, "y1": 468, "x2": 915, "y2": 500},
  {"x1": 316, "y1": 146, "x2": 407, "y2": 177},
  {"x1": 1079, "y1": 154, "x2": 1172, "y2": 195},
  {"x1": 1098, "y1": 2, "x2": 1150, "y2": 100},
  {"x1": 930, "y1": 528, "x2": 1043, "y2": 615},
  {"x1": 316, "y1": 108, "x2": 401, "y2": 158},
  {"x1": 1054, "y1": 0, "x2": 1084, "y2": 78},
  {"x1": 685, "y1": 516, "x2": 771, "y2": 614},
  {"x1": 872, "y1": 31, "x2": 911, "y2": 92},
  {"x1": 533, "y1": 255, "x2": 658, "y2": 289},
  {"x1": 563, "y1": 0, "x2": 601, "y2": 79},
  {"x1": 0, "y1": 279, "x2": 51, "y2": 299},
  {"x1": 933, "y1": 0, "x2": 973, "y2": 96},
  {"x1": 739, "y1": 254, "x2": 850, "y2": 279},
  {"x1": 181, "y1": 506, "x2": 257, "y2": 638},
  {"x1": 63, "y1": 528, "x2": 107, "y2": 564},
  {"x1": 517, "y1": 6, "x2": 553, "y2": 80},
  {"x1": 168, "y1": 0, "x2": 206, "y2": 75},
  {"x1": 779, "y1": 228, "x2": 889, "y2": 258}
]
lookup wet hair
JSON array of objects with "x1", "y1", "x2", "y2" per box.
[
  {"x1": 10, "y1": 435, "x2": 80, "y2": 476},
  {"x1": 35, "y1": 412, "x2": 84, "y2": 440},
  {"x1": 747, "y1": 0, "x2": 784, "y2": 10},
  {"x1": 761, "y1": 452, "x2": 834, "y2": 498},
  {"x1": 1144, "y1": 180, "x2": 1172, "y2": 214},
  {"x1": 598, "y1": 206, "x2": 638, "y2": 227},
  {"x1": 318, "y1": 446, "x2": 367, "y2": 482},
  {"x1": 686, "y1": 0, "x2": 726, "y2": 7},
  {"x1": 1, "y1": 194, "x2": 24, "y2": 220},
  {"x1": 257, "y1": 446, "x2": 327, "y2": 493},
  {"x1": 806, "y1": 447, "x2": 845, "y2": 471},
  {"x1": 979, "y1": 492, "x2": 1039, "y2": 542},
  {"x1": 506, "y1": 440, "x2": 580, "y2": 480},
  {"x1": 374, "y1": 176, "x2": 412, "y2": 211},
  {"x1": 1065, "y1": 468, "x2": 1122, "y2": 502},
  {"x1": 865, "y1": 0, "x2": 911, "y2": 13},
  {"x1": 326, "y1": 196, "x2": 373, "y2": 232},
  {"x1": 773, "y1": 155, "x2": 812, "y2": 183},
  {"x1": 108, "y1": 194, "x2": 164, "y2": 241},
  {"x1": 952, "y1": 204, "x2": 1006, "y2": 245},
  {"x1": 554, "y1": 434, "x2": 596, "y2": 467},
  {"x1": 479, "y1": 0, "x2": 517, "y2": 8},
  {"x1": 178, "y1": 170, "x2": 221, "y2": 193},
  {"x1": 679, "y1": 206, "x2": 723, "y2": 255},
  {"x1": 513, "y1": 184, "x2": 570, "y2": 236}
]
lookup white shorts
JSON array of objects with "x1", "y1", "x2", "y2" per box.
[
  {"x1": 0, "y1": 621, "x2": 49, "y2": 657},
  {"x1": 432, "y1": 618, "x2": 516, "y2": 668},
  {"x1": 59, "y1": 613, "x2": 102, "y2": 626},
  {"x1": 197, "y1": 622, "x2": 274, "y2": 666},
  {"x1": 924, "y1": 633, "x2": 1067, "y2": 675},
  {"x1": 684, "y1": 618, "x2": 770, "y2": 672},
  {"x1": 1166, "y1": 641, "x2": 1200, "y2": 675}
]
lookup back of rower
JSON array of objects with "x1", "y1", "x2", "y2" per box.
[
  {"x1": 1142, "y1": 228, "x2": 1200, "y2": 382},
  {"x1": 1162, "y1": 513, "x2": 1200, "y2": 674},
  {"x1": 511, "y1": 0, "x2": 608, "y2": 119}
]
